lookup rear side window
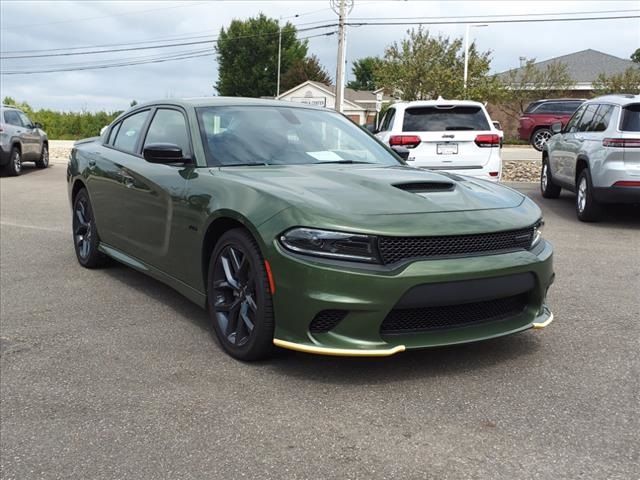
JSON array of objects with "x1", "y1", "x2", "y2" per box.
[
  {"x1": 143, "y1": 109, "x2": 191, "y2": 156},
  {"x1": 577, "y1": 104, "x2": 599, "y2": 132},
  {"x1": 534, "y1": 101, "x2": 582, "y2": 114},
  {"x1": 3, "y1": 110, "x2": 22, "y2": 126},
  {"x1": 379, "y1": 108, "x2": 395, "y2": 131},
  {"x1": 403, "y1": 106, "x2": 490, "y2": 132},
  {"x1": 588, "y1": 105, "x2": 615, "y2": 132},
  {"x1": 620, "y1": 104, "x2": 640, "y2": 132},
  {"x1": 113, "y1": 110, "x2": 149, "y2": 153}
]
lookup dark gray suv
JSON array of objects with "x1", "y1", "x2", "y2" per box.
[{"x1": 0, "y1": 105, "x2": 49, "y2": 176}]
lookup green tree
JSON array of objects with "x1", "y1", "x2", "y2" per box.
[
  {"x1": 374, "y1": 27, "x2": 499, "y2": 101},
  {"x1": 215, "y1": 13, "x2": 307, "y2": 97},
  {"x1": 631, "y1": 48, "x2": 640, "y2": 63},
  {"x1": 280, "y1": 54, "x2": 332, "y2": 92},
  {"x1": 497, "y1": 59, "x2": 574, "y2": 119},
  {"x1": 593, "y1": 67, "x2": 640, "y2": 94},
  {"x1": 347, "y1": 56, "x2": 382, "y2": 91},
  {"x1": 130, "y1": 100, "x2": 138, "y2": 107}
]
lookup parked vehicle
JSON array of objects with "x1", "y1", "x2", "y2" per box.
[
  {"x1": 374, "y1": 99, "x2": 503, "y2": 181},
  {"x1": 519, "y1": 99, "x2": 585, "y2": 151},
  {"x1": 0, "y1": 104, "x2": 49, "y2": 176},
  {"x1": 542, "y1": 94, "x2": 640, "y2": 221},
  {"x1": 68, "y1": 98, "x2": 554, "y2": 360}
]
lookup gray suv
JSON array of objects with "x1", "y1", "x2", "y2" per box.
[
  {"x1": 541, "y1": 94, "x2": 640, "y2": 221},
  {"x1": 0, "y1": 105, "x2": 49, "y2": 176}
]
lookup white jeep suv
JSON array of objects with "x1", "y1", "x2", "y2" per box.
[{"x1": 375, "y1": 99, "x2": 502, "y2": 181}]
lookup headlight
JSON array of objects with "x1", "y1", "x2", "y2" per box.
[
  {"x1": 279, "y1": 228, "x2": 380, "y2": 263},
  {"x1": 531, "y1": 219, "x2": 544, "y2": 248}
]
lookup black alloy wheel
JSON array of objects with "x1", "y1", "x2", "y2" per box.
[
  {"x1": 72, "y1": 189, "x2": 107, "y2": 268},
  {"x1": 208, "y1": 229, "x2": 274, "y2": 360}
]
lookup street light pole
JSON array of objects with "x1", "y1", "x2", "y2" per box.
[
  {"x1": 334, "y1": 0, "x2": 347, "y2": 113},
  {"x1": 463, "y1": 23, "x2": 488, "y2": 98}
]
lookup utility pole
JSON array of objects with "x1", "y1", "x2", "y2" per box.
[
  {"x1": 463, "y1": 23, "x2": 488, "y2": 98},
  {"x1": 332, "y1": 0, "x2": 352, "y2": 113},
  {"x1": 276, "y1": 18, "x2": 282, "y2": 97}
]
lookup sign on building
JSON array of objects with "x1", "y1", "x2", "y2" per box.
[{"x1": 291, "y1": 97, "x2": 327, "y2": 107}]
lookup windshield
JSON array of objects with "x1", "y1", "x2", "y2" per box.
[
  {"x1": 196, "y1": 105, "x2": 401, "y2": 167},
  {"x1": 402, "y1": 106, "x2": 490, "y2": 132}
]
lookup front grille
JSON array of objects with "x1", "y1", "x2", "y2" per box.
[
  {"x1": 309, "y1": 310, "x2": 348, "y2": 333},
  {"x1": 380, "y1": 294, "x2": 528, "y2": 334},
  {"x1": 378, "y1": 226, "x2": 535, "y2": 265}
]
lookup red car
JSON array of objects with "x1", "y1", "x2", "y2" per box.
[{"x1": 518, "y1": 99, "x2": 585, "y2": 151}]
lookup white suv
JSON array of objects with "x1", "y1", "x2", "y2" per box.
[{"x1": 374, "y1": 99, "x2": 503, "y2": 181}]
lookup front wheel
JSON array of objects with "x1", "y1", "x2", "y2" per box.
[
  {"x1": 35, "y1": 144, "x2": 49, "y2": 169},
  {"x1": 72, "y1": 189, "x2": 108, "y2": 268},
  {"x1": 540, "y1": 160, "x2": 561, "y2": 198},
  {"x1": 531, "y1": 128, "x2": 552, "y2": 152},
  {"x1": 576, "y1": 169, "x2": 602, "y2": 222},
  {"x1": 208, "y1": 229, "x2": 274, "y2": 361}
]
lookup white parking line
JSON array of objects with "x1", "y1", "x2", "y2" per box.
[{"x1": 0, "y1": 221, "x2": 66, "y2": 233}]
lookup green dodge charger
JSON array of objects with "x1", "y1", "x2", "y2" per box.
[{"x1": 67, "y1": 98, "x2": 554, "y2": 360}]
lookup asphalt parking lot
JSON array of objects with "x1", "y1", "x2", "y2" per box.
[{"x1": 1, "y1": 164, "x2": 638, "y2": 480}]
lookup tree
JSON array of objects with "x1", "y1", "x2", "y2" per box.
[
  {"x1": 130, "y1": 100, "x2": 138, "y2": 107},
  {"x1": 215, "y1": 14, "x2": 307, "y2": 97},
  {"x1": 280, "y1": 54, "x2": 332, "y2": 92},
  {"x1": 631, "y1": 48, "x2": 640, "y2": 63},
  {"x1": 593, "y1": 67, "x2": 640, "y2": 95},
  {"x1": 374, "y1": 27, "x2": 499, "y2": 102},
  {"x1": 497, "y1": 59, "x2": 574, "y2": 119},
  {"x1": 347, "y1": 56, "x2": 382, "y2": 91}
]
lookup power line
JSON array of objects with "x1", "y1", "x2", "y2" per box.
[{"x1": 0, "y1": 24, "x2": 338, "y2": 60}]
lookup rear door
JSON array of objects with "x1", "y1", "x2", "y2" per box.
[{"x1": 397, "y1": 105, "x2": 498, "y2": 169}]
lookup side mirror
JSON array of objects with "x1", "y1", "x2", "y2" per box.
[
  {"x1": 551, "y1": 122, "x2": 562, "y2": 135},
  {"x1": 33, "y1": 122, "x2": 43, "y2": 129},
  {"x1": 391, "y1": 145, "x2": 410, "y2": 161},
  {"x1": 365, "y1": 123, "x2": 377, "y2": 133},
  {"x1": 492, "y1": 121, "x2": 502, "y2": 131},
  {"x1": 143, "y1": 143, "x2": 187, "y2": 164}
]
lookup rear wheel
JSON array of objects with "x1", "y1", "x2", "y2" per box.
[
  {"x1": 5, "y1": 147, "x2": 22, "y2": 176},
  {"x1": 208, "y1": 229, "x2": 274, "y2": 361},
  {"x1": 576, "y1": 169, "x2": 602, "y2": 222},
  {"x1": 72, "y1": 189, "x2": 108, "y2": 268},
  {"x1": 540, "y1": 159, "x2": 561, "y2": 198},
  {"x1": 35, "y1": 144, "x2": 49, "y2": 169},
  {"x1": 531, "y1": 128, "x2": 552, "y2": 152}
]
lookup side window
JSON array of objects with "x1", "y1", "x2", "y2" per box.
[
  {"x1": 588, "y1": 105, "x2": 615, "y2": 132},
  {"x1": 113, "y1": 110, "x2": 149, "y2": 153},
  {"x1": 17, "y1": 112, "x2": 33, "y2": 127},
  {"x1": 577, "y1": 104, "x2": 599, "y2": 132},
  {"x1": 3, "y1": 110, "x2": 22, "y2": 126},
  {"x1": 107, "y1": 122, "x2": 121, "y2": 145},
  {"x1": 143, "y1": 109, "x2": 191, "y2": 156},
  {"x1": 380, "y1": 108, "x2": 395, "y2": 131},
  {"x1": 564, "y1": 105, "x2": 587, "y2": 133}
]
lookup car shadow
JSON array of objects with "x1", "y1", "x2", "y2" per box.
[
  {"x1": 0, "y1": 163, "x2": 56, "y2": 177},
  {"x1": 101, "y1": 261, "x2": 211, "y2": 333},
  {"x1": 265, "y1": 333, "x2": 543, "y2": 385},
  {"x1": 511, "y1": 182, "x2": 640, "y2": 230}
]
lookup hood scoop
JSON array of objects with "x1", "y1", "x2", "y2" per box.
[{"x1": 393, "y1": 182, "x2": 455, "y2": 194}]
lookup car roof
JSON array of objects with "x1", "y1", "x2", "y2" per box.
[
  {"x1": 391, "y1": 98, "x2": 486, "y2": 109},
  {"x1": 131, "y1": 97, "x2": 325, "y2": 110},
  {"x1": 585, "y1": 94, "x2": 640, "y2": 107}
]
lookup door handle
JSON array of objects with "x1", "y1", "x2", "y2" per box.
[{"x1": 119, "y1": 169, "x2": 135, "y2": 187}]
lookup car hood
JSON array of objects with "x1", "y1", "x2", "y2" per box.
[{"x1": 215, "y1": 164, "x2": 524, "y2": 215}]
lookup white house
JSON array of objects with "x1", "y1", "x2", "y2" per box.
[{"x1": 276, "y1": 80, "x2": 393, "y2": 125}]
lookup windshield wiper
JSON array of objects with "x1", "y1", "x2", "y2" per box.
[
  {"x1": 219, "y1": 162, "x2": 268, "y2": 167},
  {"x1": 313, "y1": 160, "x2": 373, "y2": 164}
]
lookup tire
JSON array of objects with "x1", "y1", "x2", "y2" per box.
[
  {"x1": 531, "y1": 128, "x2": 552, "y2": 152},
  {"x1": 35, "y1": 144, "x2": 49, "y2": 169},
  {"x1": 207, "y1": 228, "x2": 274, "y2": 361},
  {"x1": 540, "y1": 159, "x2": 561, "y2": 198},
  {"x1": 5, "y1": 146, "x2": 23, "y2": 176},
  {"x1": 72, "y1": 189, "x2": 108, "y2": 268},
  {"x1": 575, "y1": 169, "x2": 602, "y2": 222}
]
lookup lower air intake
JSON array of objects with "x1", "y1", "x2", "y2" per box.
[{"x1": 309, "y1": 310, "x2": 348, "y2": 333}]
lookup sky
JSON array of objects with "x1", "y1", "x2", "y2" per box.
[{"x1": 1, "y1": 0, "x2": 639, "y2": 112}]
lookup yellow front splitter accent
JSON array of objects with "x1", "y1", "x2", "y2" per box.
[
  {"x1": 273, "y1": 338, "x2": 406, "y2": 357},
  {"x1": 532, "y1": 312, "x2": 554, "y2": 329}
]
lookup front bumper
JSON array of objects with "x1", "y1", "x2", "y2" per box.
[{"x1": 268, "y1": 239, "x2": 554, "y2": 356}]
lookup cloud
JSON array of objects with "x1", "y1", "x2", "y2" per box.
[{"x1": 1, "y1": 0, "x2": 638, "y2": 111}]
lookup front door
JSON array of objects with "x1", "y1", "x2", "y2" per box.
[
  {"x1": 550, "y1": 104, "x2": 586, "y2": 186},
  {"x1": 17, "y1": 112, "x2": 41, "y2": 160}
]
